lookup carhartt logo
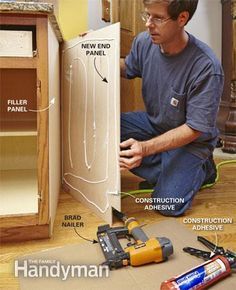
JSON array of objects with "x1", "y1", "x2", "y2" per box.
[{"x1": 170, "y1": 97, "x2": 179, "y2": 107}]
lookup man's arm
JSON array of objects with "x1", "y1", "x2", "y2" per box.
[
  {"x1": 119, "y1": 124, "x2": 202, "y2": 170},
  {"x1": 120, "y1": 58, "x2": 127, "y2": 78}
]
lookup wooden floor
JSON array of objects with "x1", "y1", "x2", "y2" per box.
[{"x1": 0, "y1": 159, "x2": 236, "y2": 289}]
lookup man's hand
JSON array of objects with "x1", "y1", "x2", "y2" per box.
[
  {"x1": 119, "y1": 124, "x2": 202, "y2": 171},
  {"x1": 119, "y1": 138, "x2": 144, "y2": 171}
]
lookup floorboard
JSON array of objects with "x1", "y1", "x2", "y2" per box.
[{"x1": 0, "y1": 159, "x2": 235, "y2": 289}]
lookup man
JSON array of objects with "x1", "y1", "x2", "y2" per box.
[{"x1": 119, "y1": 0, "x2": 224, "y2": 216}]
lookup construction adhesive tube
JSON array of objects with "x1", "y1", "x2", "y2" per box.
[{"x1": 161, "y1": 255, "x2": 231, "y2": 290}]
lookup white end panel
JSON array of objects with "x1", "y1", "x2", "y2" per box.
[
  {"x1": 62, "y1": 23, "x2": 121, "y2": 224},
  {"x1": 48, "y1": 21, "x2": 61, "y2": 235}
]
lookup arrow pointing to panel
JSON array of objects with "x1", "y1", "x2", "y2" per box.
[
  {"x1": 28, "y1": 98, "x2": 55, "y2": 112},
  {"x1": 94, "y1": 57, "x2": 108, "y2": 83}
]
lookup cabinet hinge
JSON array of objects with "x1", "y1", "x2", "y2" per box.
[
  {"x1": 37, "y1": 79, "x2": 41, "y2": 93},
  {"x1": 38, "y1": 192, "x2": 42, "y2": 201}
]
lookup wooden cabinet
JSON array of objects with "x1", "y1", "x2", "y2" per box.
[
  {"x1": 0, "y1": 12, "x2": 61, "y2": 242},
  {"x1": 0, "y1": 8, "x2": 120, "y2": 240},
  {"x1": 217, "y1": 0, "x2": 236, "y2": 152},
  {"x1": 112, "y1": 0, "x2": 146, "y2": 113}
]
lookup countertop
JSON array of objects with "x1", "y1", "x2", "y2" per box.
[{"x1": 0, "y1": 1, "x2": 63, "y2": 41}]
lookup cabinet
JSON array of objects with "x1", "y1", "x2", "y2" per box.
[
  {"x1": 0, "y1": 10, "x2": 61, "y2": 242},
  {"x1": 0, "y1": 2, "x2": 120, "y2": 241},
  {"x1": 112, "y1": 0, "x2": 146, "y2": 113},
  {"x1": 217, "y1": 0, "x2": 236, "y2": 152}
]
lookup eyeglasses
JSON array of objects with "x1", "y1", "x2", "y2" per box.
[{"x1": 141, "y1": 11, "x2": 172, "y2": 25}]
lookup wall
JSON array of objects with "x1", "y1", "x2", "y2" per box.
[
  {"x1": 186, "y1": 0, "x2": 222, "y2": 61},
  {"x1": 88, "y1": 0, "x2": 110, "y2": 30},
  {"x1": 58, "y1": 0, "x2": 88, "y2": 40}
]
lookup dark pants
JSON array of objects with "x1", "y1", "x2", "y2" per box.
[{"x1": 121, "y1": 111, "x2": 215, "y2": 216}]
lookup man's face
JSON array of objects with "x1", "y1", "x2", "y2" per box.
[{"x1": 144, "y1": 2, "x2": 181, "y2": 45}]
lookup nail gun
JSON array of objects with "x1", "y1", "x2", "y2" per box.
[{"x1": 97, "y1": 209, "x2": 173, "y2": 269}]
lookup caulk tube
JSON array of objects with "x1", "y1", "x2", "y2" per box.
[{"x1": 161, "y1": 255, "x2": 231, "y2": 290}]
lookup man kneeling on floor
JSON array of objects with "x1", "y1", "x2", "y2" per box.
[{"x1": 119, "y1": 0, "x2": 224, "y2": 216}]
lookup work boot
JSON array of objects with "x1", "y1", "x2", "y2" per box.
[{"x1": 202, "y1": 155, "x2": 217, "y2": 185}]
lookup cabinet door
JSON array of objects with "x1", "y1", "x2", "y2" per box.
[
  {"x1": 112, "y1": 0, "x2": 146, "y2": 112},
  {"x1": 62, "y1": 23, "x2": 120, "y2": 224}
]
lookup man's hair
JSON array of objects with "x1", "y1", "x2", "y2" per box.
[{"x1": 143, "y1": 0, "x2": 198, "y2": 24}]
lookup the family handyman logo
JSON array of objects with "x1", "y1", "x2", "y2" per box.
[{"x1": 14, "y1": 259, "x2": 109, "y2": 280}]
